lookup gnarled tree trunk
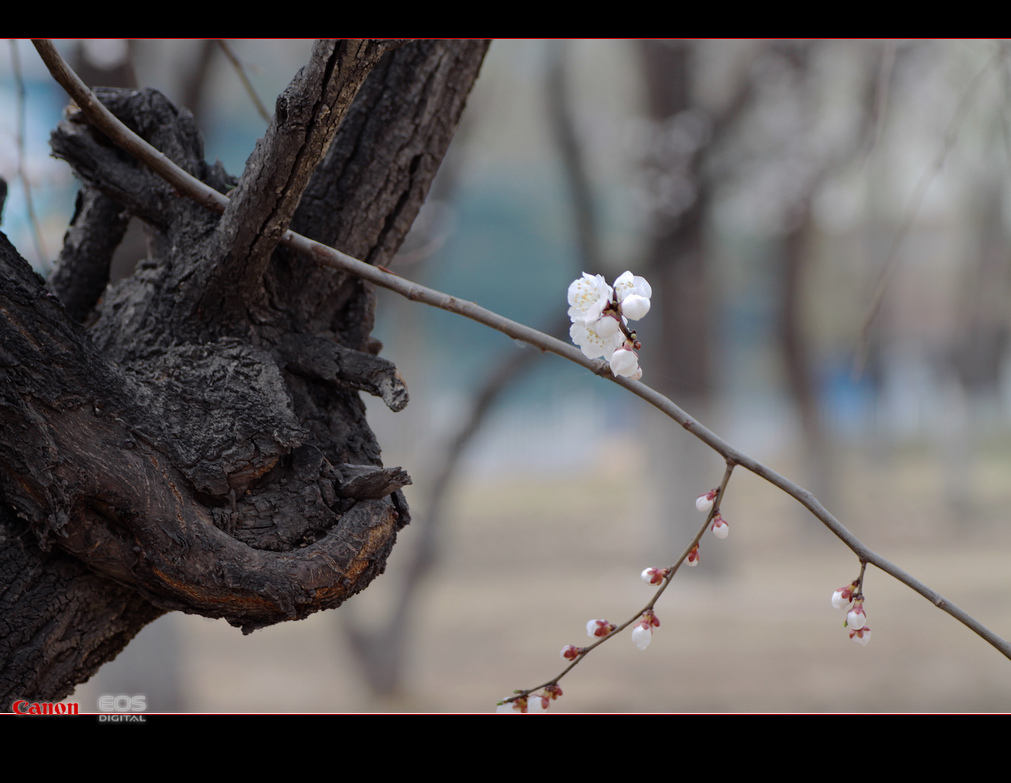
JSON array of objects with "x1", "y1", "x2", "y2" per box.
[{"x1": 0, "y1": 39, "x2": 489, "y2": 710}]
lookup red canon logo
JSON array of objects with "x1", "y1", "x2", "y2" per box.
[{"x1": 12, "y1": 700, "x2": 79, "y2": 715}]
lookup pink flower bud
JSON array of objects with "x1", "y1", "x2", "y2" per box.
[
  {"x1": 695, "y1": 489, "x2": 718, "y2": 512},
  {"x1": 641, "y1": 567, "x2": 668, "y2": 585},
  {"x1": 559, "y1": 644, "x2": 583, "y2": 661},
  {"x1": 846, "y1": 599, "x2": 867, "y2": 630},
  {"x1": 631, "y1": 611, "x2": 660, "y2": 650},
  {"x1": 497, "y1": 696, "x2": 528, "y2": 713},
  {"x1": 849, "y1": 626, "x2": 871, "y2": 646},
  {"x1": 711, "y1": 514, "x2": 729, "y2": 539},
  {"x1": 686, "y1": 544, "x2": 700, "y2": 566},
  {"x1": 587, "y1": 619, "x2": 616, "y2": 638},
  {"x1": 832, "y1": 580, "x2": 858, "y2": 609}
]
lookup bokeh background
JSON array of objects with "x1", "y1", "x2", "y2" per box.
[{"x1": 3, "y1": 39, "x2": 1011, "y2": 712}]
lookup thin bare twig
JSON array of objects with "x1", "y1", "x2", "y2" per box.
[
  {"x1": 32, "y1": 39, "x2": 1011, "y2": 664},
  {"x1": 217, "y1": 41, "x2": 272, "y2": 124},
  {"x1": 502, "y1": 462, "x2": 737, "y2": 707}
]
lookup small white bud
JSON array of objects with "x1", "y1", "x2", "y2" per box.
[
  {"x1": 609, "y1": 347, "x2": 640, "y2": 377},
  {"x1": 631, "y1": 624, "x2": 653, "y2": 650},
  {"x1": 620, "y1": 294, "x2": 650, "y2": 320}
]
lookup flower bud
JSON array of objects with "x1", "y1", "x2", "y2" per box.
[
  {"x1": 609, "y1": 346, "x2": 640, "y2": 378},
  {"x1": 832, "y1": 580, "x2": 858, "y2": 609},
  {"x1": 559, "y1": 644, "x2": 583, "y2": 661},
  {"x1": 613, "y1": 271, "x2": 652, "y2": 314},
  {"x1": 846, "y1": 599, "x2": 867, "y2": 630},
  {"x1": 849, "y1": 626, "x2": 871, "y2": 646},
  {"x1": 695, "y1": 489, "x2": 718, "y2": 512},
  {"x1": 631, "y1": 623, "x2": 653, "y2": 650},
  {"x1": 631, "y1": 611, "x2": 660, "y2": 650},
  {"x1": 587, "y1": 619, "x2": 616, "y2": 638},
  {"x1": 686, "y1": 544, "x2": 700, "y2": 566},
  {"x1": 641, "y1": 567, "x2": 668, "y2": 585},
  {"x1": 620, "y1": 294, "x2": 650, "y2": 320},
  {"x1": 711, "y1": 514, "x2": 729, "y2": 539},
  {"x1": 497, "y1": 696, "x2": 527, "y2": 713},
  {"x1": 528, "y1": 694, "x2": 549, "y2": 712}
]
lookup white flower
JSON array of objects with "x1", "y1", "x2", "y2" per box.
[
  {"x1": 613, "y1": 271, "x2": 652, "y2": 320},
  {"x1": 567, "y1": 273, "x2": 612, "y2": 325},
  {"x1": 568, "y1": 273, "x2": 627, "y2": 360},
  {"x1": 570, "y1": 320, "x2": 625, "y2": 361},
  {"x1": 567, "y1": 271, "x2": 652, "y2": 374},
  {"x1": 594, "y1": 312, "x2": 622, "y2": 338},
  {"x1": 609, "y1": 346, "x2": 640, "y2": 377},
  {"x1": 631, "y1": 624, "x2": 653, "y2": 650}
]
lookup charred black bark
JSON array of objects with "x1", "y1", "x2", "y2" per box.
[{"x1": 0, "y1": 39, "x2": 489, "y2": 709}]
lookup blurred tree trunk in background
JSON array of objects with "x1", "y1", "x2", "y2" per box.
[
  {"x1": 639, "y1": 41, "x2": 711, "y2": 408},
  {"x1": 637, "y1": 41, "x2": 759, "y2": 557}
]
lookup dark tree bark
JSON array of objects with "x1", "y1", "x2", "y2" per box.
[{"x1": 0, "y1": 39, "x2": 489, "y2": 710}]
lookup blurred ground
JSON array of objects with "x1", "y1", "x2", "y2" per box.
[{"x1": 74, "y1": 432, "x2": 1011, "y2": 713}]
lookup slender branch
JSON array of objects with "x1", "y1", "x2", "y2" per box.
[
  {"x1": 217, "y1": 41, "x2": 271, "y2": 124},
  {"x1": 501, "y1": 463, "x2": 737, "y2": 708},
  {"x1": 32, "y1": 40, "x2": 230, "y2": 216},
  {"x1": 32, "y1": 39, "x2": 1011, "y2": 663}
]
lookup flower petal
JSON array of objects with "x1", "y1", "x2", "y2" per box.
[
  {"x1": 567, "y1": 273, "x2": 612, "y2": 324},
  {"x1": 571, "y1": 321, "x2": 623, "y2": 360},
  {"x1": 613, "y1": 271, "x2": 652, "y2": 302}
]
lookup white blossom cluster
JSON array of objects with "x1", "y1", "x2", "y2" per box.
[{"x1": 567, "y1": 271, "x2": 652, "y2": 379}]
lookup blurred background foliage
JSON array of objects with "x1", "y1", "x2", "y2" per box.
[{"x1": 3, "y1": 39, "x2": 1011, "y2": 712}]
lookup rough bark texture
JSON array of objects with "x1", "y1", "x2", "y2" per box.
[{"x1": 0, "y1": 39, "x2": 489, "y2": 710}]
